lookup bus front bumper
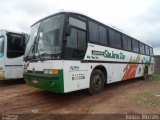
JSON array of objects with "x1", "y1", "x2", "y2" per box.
[{"x1": 23, "y1": 70, "x2": 64, "y2": 93}]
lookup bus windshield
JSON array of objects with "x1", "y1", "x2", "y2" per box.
[
  {"x1": 0, "y1": 36, "x2": 4, "y2": 58},
  {"x1": 25, "y1": 14, "x2": 65, "y2": 61},
  {"x1": 24, "y1": 23, "x2": 40, "y2": 60}
]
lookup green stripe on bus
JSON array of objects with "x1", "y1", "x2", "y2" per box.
[{"x1": 24, "y1": 70, "x2": 64, "y2": 93}]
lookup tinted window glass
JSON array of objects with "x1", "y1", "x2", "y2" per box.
[
  {"x1": 139, "y1": 42, "x2": 145, "y2": 54},
  {"x1": 145, "y1": 45, "x2": 150, "y2": 55},
  {"x1": 89, "y1": 21, "x2": 99, "y2": 43},
  {"x1": 77, "y1": 30, "x2": 86, "y2": 50},
  {"x1": 150, "y1": 47, "x2": 153, "y2": 56},
  {"x1": 69, "y1": 17, "x2": 86, "y2": 30},
  {"x1": 99, "y1": 25, "x2": 107, "y2": 45},
  {"x1": 109, "y1": 29, "x2": 122, "y2": 48},
  {"x1": 116, "y1": 32, "x2": 122, "y2": 48},
  {"x1": 7, "y1": 33, "x2": 25, "y2": 58},
  {"x1": 122, "y1": 35, "x2": 132, "y2": 51},
  {"x1": 132, "y1": 39, "x2": 139, "y2": 52},
  {"x1": 67, "y1": 28, "x2": 86, "y2": 50},
  {"x1": 109, "y1": 29, "x2": 116, "y2": 47},
  {"x1": 0, "y1": 36, "x2": 4, "y2": 58},
  {"x1": 67, "y1": 28, "x2": 77, "y2": 48}
]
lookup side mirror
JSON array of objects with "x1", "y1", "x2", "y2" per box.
[{"x1": 65, "y1": 25, "x2": 71, "y2": 36}]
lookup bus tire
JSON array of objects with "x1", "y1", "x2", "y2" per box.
[
  {"x1": 89, "y1": 69, "x2": 105, "y2": 95},
  {"x1": 142, "y1": 67, "x2": 148, "y2": 80}
]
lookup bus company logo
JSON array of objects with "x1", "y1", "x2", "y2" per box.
[
  {"x1": 70, "y1": 66, "x2": 80, "y2": 71},
  {"x1": 92, "y1": 50, "x2": 125, "y2": 60},
  {"x1": 92, "y1": 50, "x2": 104, "y2": 56},
  {"x1": 72, "y1": 73, "x2": 85, "y2": 80}
]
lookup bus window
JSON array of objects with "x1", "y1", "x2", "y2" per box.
[
  {"x1": 66, "y1": 27, "x2": 86, "y2": 60},
  {"x1": 109, "y1": 29, "x2": 122, "y2": 48},
  {"x1": 67, "y1": 28, "x2": 86, "y2": 50},
  {"x1": 132, "y1": 39, "x2": 139, "y2": 53},
  {"x1": 89, "y1": 21, "x2": 99, "y2": 43},
  {"x1": 66, "y1": 28, "x2": 77, "y2": 48},
  {"x1": 139, "y1": 42, "x2": 145, "y2": 54},
  {"x1": 7, "y1": 33, "x2": 25, "y2": 58},
  {"x1": 122, "y1": 35, "x2": 132, "y2": 51},
  {"x1": 109, "y1": 29, "x2": 115, "y2": 46},
  {"x1": 99, "y1": 25, "x2": 107, "y2": 45},
  {"x1": 0, "y1": 36, "x2": 4, "y2": 58},
  {"x1": 150, "y1": 47, "x2": 153, "y2": 56},
  {"x1": 115, "y1": 32, "x2": 122, "y2": 48},
  {"x1": 69, "y1": 17, "x2": 86, "y2": 30},
  {"x1": 145, "y1": 45, "x2": 150, "y2": 55},
  {"x1": 77, "y1": 30, "x2": 86, "y2": 50}
]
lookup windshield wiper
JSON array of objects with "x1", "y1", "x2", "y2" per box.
[
  {"x1": 24, "y1": 44, "x2": 34, "y2": 62},
  {"x1": 24, "y1": 43, "x2": 39, "y2": 62}
]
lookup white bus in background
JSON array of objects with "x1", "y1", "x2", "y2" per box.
[
  {"x1": 23, "y1": 11, "x2": 154, "y2": 95},
  {"x1": 0, "y1": 30, "x2": 28, "y2": 80}
]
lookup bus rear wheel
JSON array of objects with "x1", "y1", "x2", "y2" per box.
[
  {"x1": 89, "y1": 69, "x2": 105, "y2": 95},
  {"x1": 142, "y1": 67, "x2": 148, "y2": 80}
]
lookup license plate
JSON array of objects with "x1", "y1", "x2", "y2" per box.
[{"x1": 32, "y1": 79, "x2": 38, "y2": 84}]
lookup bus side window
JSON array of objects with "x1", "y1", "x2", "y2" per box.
[
  {"x1": 89, "y1": 21, "x2": 108, "y2": 45},
  {"x1": 89, "y1": 21, "x2": 99, "y2": 43},
  {"x1": 67, "y1": 28, "x2": 86, "y2": 50},
  {"x1": 139, "y1": 42, "x2": 145, "y2": 54},
  {"x1": 99, "y1": 25, "x2": 107, "y2": 45},
  {"x1": 115, "y1": 32, "x2": 122, "y2": 48},
  {"x1": 0, "y1": 36, "x2": 4, "y2": 57},
  {"x1": 69, "y1": 17, "x2": 86, "y2": 30},
  {"x1": 145, "y1": 45, "x2": 150, "y2": 55},
  {"x1": 109, "y1": 29, "x2": 115, "y2": 47},
  {"x1": 77, "y1": 30, "x2": 86, "y2": 50},
  {"x1": 7, "y1": 34, "x2": 25, "y2": 58},
  {"x1": 150, "y1": 47, "x2": 153, "y2": 56},
  {"x1": 109, "y1": 29, "x2": 122, "y2": 48},
  {"x1": 122, "y1": 35, "x2": 132, "y2": 51},
  {"x1": 132, "y1": 39, "x2": 139, "y2": 53},
  {"x1": 67, "y1": 28, "x2": 77, "y2": 48},
  {"x1": 66, "y1": 27, "x2": 86, "y2": 60}
]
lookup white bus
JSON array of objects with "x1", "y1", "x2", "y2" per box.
[
  {"x1": 24, "y1": 11, "x2": 154, "y2": 94},
  {"x1": 0, "y1": 30, "x2": 28, "y2": 80}
]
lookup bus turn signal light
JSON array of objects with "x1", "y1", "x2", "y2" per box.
[{"x1": 53, "y1": 70, "x2": 59, "y2": 75}]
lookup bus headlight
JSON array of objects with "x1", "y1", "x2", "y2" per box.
[{"x1": 43, "y1": 69, "x2": 59, "y2": 75}]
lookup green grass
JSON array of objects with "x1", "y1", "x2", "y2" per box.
[
  {"x1": 134, "y1": 91, "x2": 160, "y2": 107},
  {"x1": 150, "y1": 73, "x2": 160, "y2": 81}
]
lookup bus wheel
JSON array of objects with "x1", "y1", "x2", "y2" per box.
[
  {"x1": 142, "y1": 67, "x2": 148, "y2": 80},
  {"x1": 89, "y1": 69, "x2": 105, "y2": 95}
]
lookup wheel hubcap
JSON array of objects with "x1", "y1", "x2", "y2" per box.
[{"x1": 93, "y1": 75, "x2": 102, "y2": 89}]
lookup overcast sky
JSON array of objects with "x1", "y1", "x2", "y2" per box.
[{"x1": 0, "y1": 0, "x2": 159, "y2": 55}]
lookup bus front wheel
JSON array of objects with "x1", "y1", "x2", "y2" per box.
[{"x1": 89, "y1": 69, "x2": 105, "y2": 95}]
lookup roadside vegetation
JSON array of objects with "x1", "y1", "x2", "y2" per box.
[
  {"x1": 134, "y1": 91, "x2": 160, "y2": 107},
  {"x1": 134, "y1": 72, "x2": 160, "y2": 107},
  {"x1": 150, "y1": 72, "x2": 160, "y2": 81}
]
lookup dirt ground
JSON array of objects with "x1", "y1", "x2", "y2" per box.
[{"x1": 0, "y1": 77, "x2": 160, "y2": 119}]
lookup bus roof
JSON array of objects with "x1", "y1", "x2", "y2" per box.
[
  {"x1": 31, "y1": 10, "x2": 153, "y2": 48},
  {"x1": 0, "y1": 29, "x2": 27, "y2": 35}
]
